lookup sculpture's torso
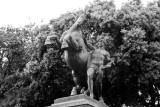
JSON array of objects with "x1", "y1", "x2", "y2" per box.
[
  {"x1": 90, "y1": 49, "x2": 105, "y2": 66},
  {"x1": 87, "y1": 49, "x2": 107, "y2": 71}
]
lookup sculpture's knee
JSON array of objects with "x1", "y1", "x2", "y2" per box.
[
  {"x1": 87, "y1": 68, "x2": 95, "y2": 79},
  {"x1": 97, "y1": 72, "x2": 103, "y2": 83}
]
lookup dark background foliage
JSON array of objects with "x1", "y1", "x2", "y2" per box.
[{"x1": 0, "y1": 0, "x2": 160, "y2": 106}]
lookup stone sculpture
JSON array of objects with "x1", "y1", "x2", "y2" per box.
[
  {"x1": 60, "y1": 13, "x2": 95, "y2": 95},
  {"x1": 87, "y1": 42, "x2": 112, "y2": 101},
  {"x1": 45, "y1": 13, "x2": 113, "y2": 102},
  {"x1": 48, "y1": 13, "x2": 94, "y2": 95}
]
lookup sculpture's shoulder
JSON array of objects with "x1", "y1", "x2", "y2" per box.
[{"x1": 91, "y1": 49, "x2": 110, "y2": 60}]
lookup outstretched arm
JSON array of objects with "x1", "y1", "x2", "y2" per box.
[
  {"x1": 102, "y1": 62, "x2": 112, "y2": 68},
  {"x1": 83, "y1": 37, "x2": 95, "y2": 51},
  {"x1": 103, "y1": 58, "x2": 115, "y2": 69}
]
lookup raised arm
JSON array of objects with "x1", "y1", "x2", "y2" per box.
[
  {"x1": 69, "y1": 14, "x2": 87, "y2": 32},
  {"x1": 83, "y1": 37, "x2": 95, "y2": 51}
]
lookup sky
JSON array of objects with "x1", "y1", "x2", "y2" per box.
[{"x1": 0, "y1": 0, "x2": 154, "y2": 27}]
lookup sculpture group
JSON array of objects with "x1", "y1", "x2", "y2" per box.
[{"x1": 45, "y1": 13, "x2": 113, "y2": 102}]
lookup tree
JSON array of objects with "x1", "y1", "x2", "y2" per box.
[
  {"x1": 50, "y1": 0, "x2": 160, "y2": 106},
  {"x1": 1, "y1": 0, "x2": 160, "y2": 107}
]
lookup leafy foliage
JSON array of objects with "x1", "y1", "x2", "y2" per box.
[{"x1": 1, "y1": 0, "x2": 160, "y2": 107}]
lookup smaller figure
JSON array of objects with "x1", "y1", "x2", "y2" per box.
[
  {"x1": 87, "y1": 41, "x2": 113, "y2": 102},
  {"x1": 44, "y1": 32, "x2": 61, "y2": 51}
]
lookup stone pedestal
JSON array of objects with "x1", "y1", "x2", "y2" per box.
[{"x1": 49, "y1": 94, "x2": 108, "y2": 107}]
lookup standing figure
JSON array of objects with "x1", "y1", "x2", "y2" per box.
[{"x1": 87, "y1": 42, "x2": 112, "y2": 101}]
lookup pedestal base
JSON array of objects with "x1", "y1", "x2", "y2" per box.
[{"x1": 50, "y1": 94, "x2": 108, "y2": 107}]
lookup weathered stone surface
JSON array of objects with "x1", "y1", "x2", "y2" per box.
[{"x1": 49, "y1": 94, "x2": 108, "y2": 107}]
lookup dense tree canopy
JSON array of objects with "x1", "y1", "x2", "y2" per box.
[{"x1": 0, "y1": 0, "x2": 160, "y2": 107}]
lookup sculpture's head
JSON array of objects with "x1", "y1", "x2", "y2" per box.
[
  {"x1": 45, "y1": 35, "x2": 57, "y2": 45},
  {"x1": 44, "y1": 33, "x2": 59, "y2": 50},
  {"x1": 98, "y1": 41, "x2": 105, "y2": 49},
  {"x1": 60, "y1": 31, "x2": 69, "y2": 50}
]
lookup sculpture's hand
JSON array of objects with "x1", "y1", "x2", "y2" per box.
[
  {"x1": 69, "y1": 13, "x2": 90, "y2": 32},
  {"x1": 102, "y1": 63, "x2": 111, "y2": 69},
  {"x1": 102, "y1": 58, "x2": 115, "y2": 69},
  {"x1": 76, "y1": 14, "x2": 86, "y2": 25},
  {"x1": 76, "y1": 12, "x2": 91, "y2": 25},
  {"x1": 110, "y1": 58, "x2": 115, "y2": 65}
]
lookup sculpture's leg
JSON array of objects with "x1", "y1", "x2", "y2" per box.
[
  {"x1": 71, "y1": 70, "x2": 81, "y2": 95},
  {"x1": 87, "y1": 67, "x2": 95, "y2": 99},
  {"x1": 96, "y1": 79, "x2": 104, "y2": 102},
  {"x1": 96, "y1": 70, "x2": 104, "y2": 102},
  {"x1": 98, "y1": 81, "x2": 104, "y2": 102}
]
